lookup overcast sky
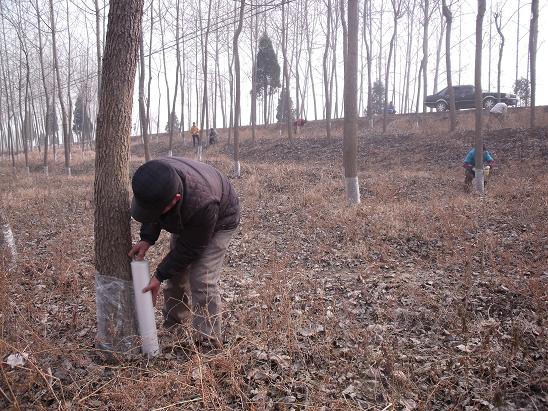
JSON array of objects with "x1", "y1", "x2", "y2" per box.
[{"x1": 129, "y1": 0, "x2": 548, "y2": 132}]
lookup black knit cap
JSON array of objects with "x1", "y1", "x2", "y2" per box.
[{"x1": 131, "y1": 159, "x2": 181, "y2": 223}]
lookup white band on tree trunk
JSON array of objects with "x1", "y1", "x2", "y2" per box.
[{"x1": 345, "y1": 176, "x2": 361, "y2": 204}]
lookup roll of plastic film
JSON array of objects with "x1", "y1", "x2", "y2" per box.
[{"x1": 130, "y1": 261, "x2": 160, "y2": 356}]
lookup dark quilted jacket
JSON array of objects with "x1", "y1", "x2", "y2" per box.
[{"x1": 138, "y1": 157, "x2": 239, "y2": 281}]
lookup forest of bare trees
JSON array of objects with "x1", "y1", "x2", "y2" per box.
[{"x1": 0, "y1": 0, "x2": 542, "y2": 170}]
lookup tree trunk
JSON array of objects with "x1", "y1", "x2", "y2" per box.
[
  {"x1": 34, "y1": 0, "x2": 50, "y2": 173},
  {"x1": 95, "y1": 0, "x2": 102, "y2": 97},
  {"x1": 494, "y1": 13, "x2": 504, "y2": 103},
  {"x1": 169, "y1": 0, "x2": 181, "y2": 156},
  {"x1": 199, "y1": 0, "x2": 213, "y2": 147},
  {"x1": 529, "y1": 0, "x2": 538, "y2": 127},
  {"x1": 323, "y1": 0, "x2": 332, "y2": 140},
  {"x1": 66, "y1": 0, "x2": 73, "y2": 162},
  {"x1": 364, "y1": 0, "x2": 373, "y2": 121},
  {"x1": 474, "y1": 0, "x2": 486, "y2": 194},
  {"x1": 383, "y1": 0, "x2": 401, "y2": 133},
  {"x1": 94, "y1": 0, "x2": 143, "y2": 351},
  {"x1": 281, "y1": 1, "x2": 292, "y2": 143},
  {"x1": 344, "y1": 0, "x2": 360, "y2": 204},
  {"x1": 50, "y1": 0, "x2": 71, "y2": 174},
  {"x1": 146, "y1": 4, "x2": 153, "y2": 137},
  {"x1": 232, "y1": 0, "x2": 244, "y2": 176},
  {"x1": 158, "y1": 3, "x2": 170, "y2": 141},
  {"x1": 138, "y1": 26, "x2": 150, "y2": 161},
  {"x1": 420, "y1": 0, "x2": 430, "y2": 113},
  {"x1": 433, "y1": 5, "x2": 445, "y2": 94},
  {"x1": 442, "y1": 0, "x2": 456, "y2": 132},
  {"x1": 250, "y1": 11, "x2": 257, "y2": 144}
]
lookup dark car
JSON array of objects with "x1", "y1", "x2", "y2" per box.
[{"x1": 425, "y1": 85, "x2": 518, "y2": 112}]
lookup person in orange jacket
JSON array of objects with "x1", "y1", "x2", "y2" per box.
[{"x1": 190, "y1": 122, "x2": 200, "y2": 147}]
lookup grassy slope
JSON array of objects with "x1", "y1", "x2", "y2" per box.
[{"x1": 0, "y1": 118, "x2": 546, "y2": 410}]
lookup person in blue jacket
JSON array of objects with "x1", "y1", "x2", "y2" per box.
[{"x1": 463, "y1": 145, "x2": 495, "y2": 190}]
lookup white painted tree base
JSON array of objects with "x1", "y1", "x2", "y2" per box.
[
  {"x1": 234, "y1": 161, "x2": 241, "y2": 177},
  {"x1": 1, "y1": 222, "x2": 18, "y2": 266},
  {"x1": 43, "y1": 165, "x2": 49, "y2": 176},
  {"x1": 345, "y1": 176, "x2": 361, "y2": 204},
  {"x1": 168, "y1": 150, "x2": 173, "y2": 157},
  {"x1": 65, "y1": 167, "x2": 72, "y2": 176},
  {"x1": 196, "y1": 146, "x2": 202, "y2": 161},
  {"x1": 25, "y1": 167, "x2": 30, "y2": 175},
  {"x1": 474, "y1": 169, "x2": 485, "y2": 194}
]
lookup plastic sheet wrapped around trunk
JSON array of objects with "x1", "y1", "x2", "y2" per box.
[
  {"x1": 130, "y1": 261, "x2": 160, "y2": 356},
  {"x1": 95, "y1": 273, "x2": 139, "y2": 353}
]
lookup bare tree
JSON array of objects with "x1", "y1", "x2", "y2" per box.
[
  {"x1": 323, "y1": 0, "x2": 332, "y2": 139},
  {"x1": 281, "y1": 0, "x2": 292, "y2": 142},
  {"x1": 34, "y1": 0, "x2": 51, "y2": 174},
  {"x1": 138, "y1": 23, "x2": 151, "y2": 161},
  {"x1": 49, "y1": 0, "x2": 71, "y2": 175},
  {"x1": 232, "y1": 0, "x2": 245, "y2": 176},
  {"x1": 442, "y1": 0, "x2": 456, "y2": 131},
  {"x1": 94, "y1": 0, "x2": 102, "y2": 96},
  {"x1": 474, "y1": 0, "x2": 486, "y2": 194},
  {"x1": 493, "y1": 11, "x2": 504, "y2": 103},
  {"x1": 363, "y1": 0, "x2": 373, "y2": 121},
  {"x1": 199, "y1": 0, "x2": 213, "y2": 148},
  {"x1": 94, "y1": 0, "x2": 144, "y2": 351},
  {"x1": 528, "y1": 0, "x2": 538, "y2": 127},
  {"x1": 343, "y1": 0, "x2": 360, "y2": 204},
  {"x1": 169, "y1": 0, "x2": 182, "y2": 156},
  {"x1": 383, "y1": 0, "x2": 402, "y2": 133}
]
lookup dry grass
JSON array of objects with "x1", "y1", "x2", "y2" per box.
[{"x1": 0, "y1": 114, "x2": 547, "y2": 410}]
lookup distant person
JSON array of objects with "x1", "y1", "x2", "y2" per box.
[
  {"x1": 386, "y1": 101, "x2": 396, "y2": 114},
  {"x1": 190, "y1": 122, "x2": 200, "y2": 147},
  {"x1": 463, "y1": 145, "x2": 495, "y2": 191},
  {"x1": 488, "y1": 102, "x2": 508, "y2": 128},
  {"x1": 208, "y1": 128, "x2": 218, "y2": 145},
  {"x1": 128, "y1": 157, "x2": 240, "y2": 349}
]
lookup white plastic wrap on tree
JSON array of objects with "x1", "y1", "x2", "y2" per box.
[
  {"x1": 130, "y1": 261, "x2": 160, "y2": 357},
  {"x1": 234, "y1": 161, "x2": 241, "y2": 177},
  {"x1": 168, "y1": 149, "x2": 173, "y2": 157},
  {"x1": 25, "y1": 166, "x2": 30, "y2": 175},
  {"x1": 66, "y1": 167, "x2": 71, "y2": 177},
  {"x1": 1, "y1": 221, "x2": 18, "y2": 266},
  {"x1": 197, "y1": 146, "x2": 202, "y2": 161},
  {"x1": 474, "y1": 169, "x2": 485, "y2": 194},
  {"x1": 345, "y1": 176, "x2": 361, "y2": 204},
  {"x1": 43, "y1": 165, "x2": 49, "y2": 176}
]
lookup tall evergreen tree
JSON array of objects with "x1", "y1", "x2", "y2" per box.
[
  {"x1": 73, "y1": 94, "x2": 93, "y2": 140},
  {"x1": 256, "y1": 33, "x2": 280, "y2": 124},
  {"x1": 276, "y1": 88, "x2": 294, "y2": 123}
]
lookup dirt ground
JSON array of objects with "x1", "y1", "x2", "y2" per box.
[{"x1": 0, "y1": 120, "x2": 546, "y2": 410}]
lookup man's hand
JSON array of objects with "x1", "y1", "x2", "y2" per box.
[
  {"x1": 128, "y1": 240, "x2": 150, "y2": 260},
  {"x1": 143, "y1": 275, "x2": 161, "y2": 306}
]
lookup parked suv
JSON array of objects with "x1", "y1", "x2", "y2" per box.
[{"x1": 425, "y1": 85, "x2": 518, "y2": 112}]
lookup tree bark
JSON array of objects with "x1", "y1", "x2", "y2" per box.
[
  {"x1": 50, "y1": 0, "x2": 71, "y2": 174},
  {"x1": 232, "y1": 0, "x2": 244, "y2": 176},
  {"x1": 95, "y1": 0, "x2": 102, "y2": 97},
  {"x1": 442, "y1": 0, "x2": 456, "y2": 132},
  {"x1": 34, "y1": 0, "x2": 50, "y2": 173},
  {"x1": 169, "y1": 0, "x2": 181, "y2": 156},
  {"x1": 529, "y1": 0, "x2": 538, "y2": 127},
  {"x1": 323, "y1": 0, "x2": 332, "y2": 140},
  {"x1": 494, "y1": 12, "x2": 504, "y2": 103},
  {"x1": 474, "y1": 0, "x2": 486, "y2": 194},
  {"x1": 281, "y1": 1, "x2": 292, "y2": 142},
  {"x1": 138, "y1": 26, "x2": 150, "y2": 161},
  {"x1": 383, "y1": 0, "x2": 401, "y2": 133},
  {"x1": 344, "y1": 0, "x2": 360, "y2": 204},
  {"x1": 94, "y1": 0, "x2": 143, "y2": 350}
]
